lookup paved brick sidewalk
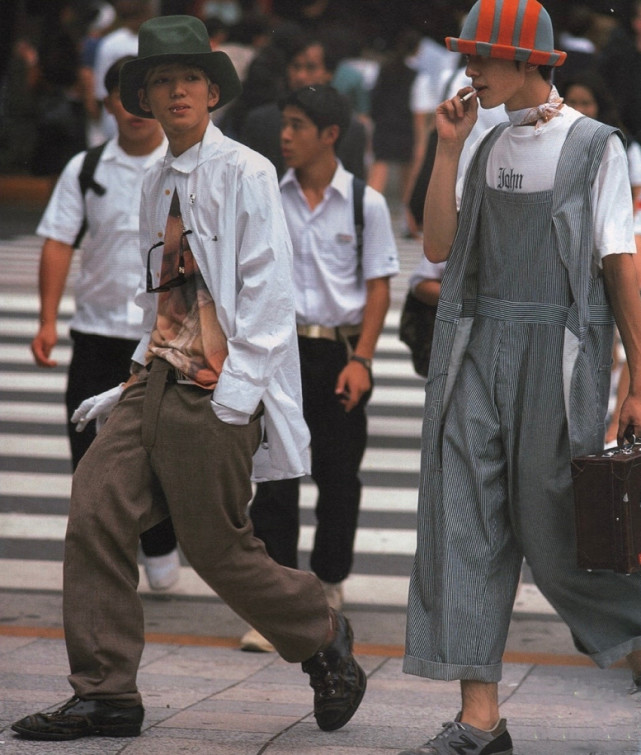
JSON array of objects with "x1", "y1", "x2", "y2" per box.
[{"x1": 1, "y1": 627, "x2": 639, "y2": 755}]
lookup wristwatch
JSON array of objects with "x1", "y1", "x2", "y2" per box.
[{"x1": 350, "y1": 355, "x2": 372, "y2": 372}]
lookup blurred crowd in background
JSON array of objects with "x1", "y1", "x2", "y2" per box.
[{"x1": 1, "y1": 0, "x2": 641, "y2": 192}]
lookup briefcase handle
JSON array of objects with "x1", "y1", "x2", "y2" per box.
[{"x1": 604, "y1": 429, "x2": 640, "y2": 457}]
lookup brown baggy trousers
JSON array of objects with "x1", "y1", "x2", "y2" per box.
[{"x1": 63, "y1": 358, "x2": 329, "y2": 704}]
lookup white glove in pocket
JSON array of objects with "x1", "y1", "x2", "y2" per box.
[{"x1": 71, "y1": 384, "x2": 125, "y2": 432}]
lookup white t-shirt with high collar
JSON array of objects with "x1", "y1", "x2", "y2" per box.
[{"x1": 456, "y1": 105, "x2": 636, "y2": 264}]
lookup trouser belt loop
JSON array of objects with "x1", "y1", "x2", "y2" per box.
[{"x1": 335, "y1": 327, "x2": 355, "y2": 360}]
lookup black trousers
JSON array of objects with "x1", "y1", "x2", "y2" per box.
[
  {"x1": 65, "y1": 330, "x2": 177, "y2": 557},
  {"x1": 250, "y1": 335, "x2": 370, "y2": 584}
]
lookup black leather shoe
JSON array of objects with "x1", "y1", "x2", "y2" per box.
[
  {"x1": 11, "y1": 696, "x2": 144, "y2": 740},
  {"x1": 302, "y1": 610, "x2": 367, "y2": 731}
]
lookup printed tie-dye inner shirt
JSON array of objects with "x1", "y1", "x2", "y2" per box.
[{"x1": 146, "y1": 190, "x2": 228, "y2": 389}]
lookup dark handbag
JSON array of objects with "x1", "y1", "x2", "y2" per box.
[
  {"x1": 571, "y1": 443, "x2": 641, "y2": 574},
  {"x1": 399, "y1": 290, "x2": 437, "y2": 378}
]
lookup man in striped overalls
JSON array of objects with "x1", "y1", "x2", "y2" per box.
[{"x1": 400, "y1": 1, "x2": 641, "y2": 754}]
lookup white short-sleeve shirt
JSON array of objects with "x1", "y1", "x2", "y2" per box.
[
  {"x1": 37, "y1": 138, "x2": 166, "y2": 339},
  {"x1": 409, "y1": 256, "x2": 446, "y2": 293},
  {"x1": 280, "y1": 162, "x2": 399, "y2": 327}
]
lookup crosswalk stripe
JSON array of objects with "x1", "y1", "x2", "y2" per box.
[
  {"x1": 1, "y1": 311, "x2": 410, "y2": 354},
  {"x1": 0, "y1": 318, "x2": 55, "y2": 336},
  {"x1": 2, "y1": 295, "x2": 51, "y2": 311},
  {"x1": 0, "y1": 372, "x2": 427, "y2": 405},
  {"x1": 1, "y1": 293, "x2": 74, "y2": 314},
  {"x1": 0, "y1": 472, "x2": 420, "y2": 512},
  {"x1": 0, "y1": 512, "x2": 417, "y2": 555},
  {"x1": 0, "y1": 557, "x2": 556, "y2": 614},
  {"x1": 0, "y1": 433, "x2": 421, "y2": 471},
  {"x1": 1, "y1": 343, "x2": 71, "y2": 364},
  {"x1": 0, "y1": 513, "x2": 67, "y2": 538},
  {"x1": 0, "y1": 558, "x2": 419, "y2": 608},
  {"x1": 2, "y1": 347, "x2": 420, "y2": 381},
  {"x1": 368, "y1": 415, "x2": 422, "y2": 438},
  {"x1": 0, "y1": 471, "x2": 71, "y2": 498},
  {"x1": 0, "y1": 434, "x2": 71, "y2": 458},
  {"x1": 0, "y1": 407, "x2": 425, "y2": 436},
  {"x1": 0, "y1": 401, "x2": 67, "y2": 423},
  {"x1": 1, "y1": 372, "x2": 67, "y2": 391}
]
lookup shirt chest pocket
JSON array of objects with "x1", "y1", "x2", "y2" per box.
[
  {"x1": 319, "y1": 233, "x2": 358, "y2": 277},
  {"x1": 86, "y1": 191, "x2": 139, "y2": 234}
]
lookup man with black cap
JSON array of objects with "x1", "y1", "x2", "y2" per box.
[
  {"x1": 400, "y1": 0, "x2": 641, "y2": 753},
  {"x1": 11, "y1": 15, "x2": 366, "y2": 742}
]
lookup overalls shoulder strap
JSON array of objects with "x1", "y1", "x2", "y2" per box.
[
  {"x1": 553, "y1": 116, "x2": 621, "y2": 341},
  {"x1": 554, "y1": 116, "x2": 621, "y2": 458},
  {"x1": 438, "y1": 122, "x2": 509, "y2": 319}
]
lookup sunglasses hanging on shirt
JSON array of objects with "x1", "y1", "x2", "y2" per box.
[{"x1": 146, "y1": 229, "x2": 192, "y2": 293}]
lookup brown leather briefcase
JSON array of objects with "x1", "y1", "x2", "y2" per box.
[{"x1": 571, "y1": 444, "x2": 641, "y2": 574}]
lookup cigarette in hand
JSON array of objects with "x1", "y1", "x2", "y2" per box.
[{"x1": 460, "y1": 90, "x2": 476, "y2": 103}]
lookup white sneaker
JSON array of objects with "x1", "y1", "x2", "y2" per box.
[
  {"x1": 240, "y1": 627, "x2": 275, "y2": 653},
  {"x1": 142, "y1": 548, "x2": 180, "y2": 590},
  {"x1": 320, "y1": 580, "x2": 344, "y2": 611}
]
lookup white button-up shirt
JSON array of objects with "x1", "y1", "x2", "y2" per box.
[
  {"x1": 280, "y1": 162, "x2": 399, "y2": 327},
  {"x1": 134, "y1": 122, "x2": 310, "y2": 481},
  {"x1": 37, "y1": 137, "x2": 167, "y2": 340}
]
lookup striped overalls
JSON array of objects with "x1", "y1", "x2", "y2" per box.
[{"x1": 404, "y1": 118, "x2": 641, "y2": 683}]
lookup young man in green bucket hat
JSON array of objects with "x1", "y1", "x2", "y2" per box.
[
  {"x1": 11, "y1": 15, "x2": 366, "y2": 742},
  {"x1": 400, "y1": 0, "x2": 641, "y2": 753}
]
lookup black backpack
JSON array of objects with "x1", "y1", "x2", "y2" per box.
[{"x1": 72, "y1": 142, "x2": 107, "y2": 248}]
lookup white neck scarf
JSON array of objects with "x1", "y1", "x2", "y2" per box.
[{"x1": 507, "y1": 85, "x2": 565, "y2": 135}]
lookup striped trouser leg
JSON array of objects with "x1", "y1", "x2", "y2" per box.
[{"x1": 405, "y1": 325, "x2": 523, "y2": 683}]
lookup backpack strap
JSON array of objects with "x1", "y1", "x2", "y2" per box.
[
  {"x1": 73, "y1": 142, "x2": 108, "y2": 248},
  {"x1": 352, "y1": 176, "x2": 365, "y2": 266}
]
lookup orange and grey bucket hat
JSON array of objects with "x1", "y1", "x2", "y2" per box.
[{"x1": 445, "y1": 0, "x2": 566, "y2": 67}]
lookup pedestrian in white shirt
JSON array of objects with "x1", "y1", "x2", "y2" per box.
[
  {"x1": 31, "y1": 55, "x2": 180, "y2": 591},
  {"x1": 243, "y1": 84, "x2": 399, "y2": 653},
  {"x1": 13, "y1": 16, "x2": 366, "y2": 743}
]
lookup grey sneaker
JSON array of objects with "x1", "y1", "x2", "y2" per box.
[{"x1": 398, "y1": 718, "x2": 513, "y2": 754}]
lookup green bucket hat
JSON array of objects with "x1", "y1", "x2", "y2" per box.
[{"x1": 119, "y1": 15, "x2": 242, "y2": 118}]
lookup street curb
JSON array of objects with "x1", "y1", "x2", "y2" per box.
[
  {"x1": 0, "y1": 175, "x2": 53, "y2": 205},
  {"x1": 0, "y1": 625, "x2": 629, "y2": 668}
]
